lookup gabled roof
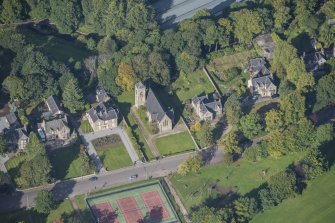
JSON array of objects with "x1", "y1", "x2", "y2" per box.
[
  {"x1": 5, "y1": 127, "x2": 28, "y2": 143},
  {"x1": 146, "y1": 88, "x2": 172, "y2": 123},
  {"x1": 44, "y1": 118, "x2": 69, "y2": 134},
  {"x1": 248, "y1": 58, "x2": 270, "y2": 77},
  {"x1": 192, "y1": 94, "x2": 222, "y2": 116},
  {"x1": 0, "y1": 112, "x2": 20, "y2": 133},
  {"x1": 46, "y1": 96, "x2": 62, "y2": 115},
  {"x1": 135, "y1": 82, "x2": 145, "y2": 89},
  {"x1": 252, "y1": 75, "x2": 276, "y2": 89},
  {"x1": 96, "y1": 86, "x2": 110, "y2": 103},
  {"x1": 87, "y1": 101, "x2": 119, "y2": 123}
]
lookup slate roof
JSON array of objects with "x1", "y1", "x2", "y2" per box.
[
  {"x1": 5, "y1": 127, "x2": 28, "y2": 144},
  {"x1": 96, "y1": 86, "x2": 110, "y2": 103},
  {"x1": 0, "y1": 112, "x2": 20, "y2": 133},
  {"x1": 303, "y1": 51, "x2": 326, "y2": 72},
  {"x1": 87, "y1": 101, "x2": 119, "y2": 123},
  {"x1": 46, "y1": 96, "x2": 62, "y2": 115},
  {"x1": 146, "y1": 88, "x2": 172, "y2": 122},
  {"x1": 252, "y1": 75, "x2": 276, "y2": 89},
  {"x1": 44, "y1": 118, "x2": 69, "y2": 134},
  {"x1": 192, "y1": 94, "x2": 222, "y2": 116},
  {"x1": 248, "y1": 58, "x2": 270, "y2": 77}
]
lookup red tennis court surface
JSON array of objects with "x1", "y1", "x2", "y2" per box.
[
  {"x1": 92, "y1": 202, "x2": 120, "y2": 223},
  {"x1": 117, "y1": 197, "x2": 144, "y2": 223},
  {"x1": 141, "y1": 191, "x2": 170, "y2": 221}
]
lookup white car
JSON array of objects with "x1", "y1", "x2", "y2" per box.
[{"x1": 129, "y1": 174, "x2": 138, "y2": 180}]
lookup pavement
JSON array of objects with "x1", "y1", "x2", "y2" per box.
[
  {"x1": 0, "y1": 148, "x2": 223, "y2": 213},
  {"x1": 153, "y1": 0, "x2": 237, "y2": 29}
]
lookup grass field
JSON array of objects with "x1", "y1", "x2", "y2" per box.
[
  {"x1": 49, "y1": 144, "x2": 94, "y2": 180},
  {"x1": 96, "y1": 143, "x2": 133, "y2": 171},
  {"x1": 117, "y1": 90, "x2": 155, "y2": 160},
  {"x1": 154, "y1": 131, "x2": 196, "y2": 156},
  {"x1": 170, "y1": 151, "x2": 306, "y2": 211},
  {"x1": 80, "y1": 120, "x2": 93, "y2": 133},
  {"x1": 86, "y1": 181, "x2": 179, "y2": 223},
  {"x1": 172, "y1": 71, "x2": 215, "y2": 103},
  {"x1": 252, "y1": 166, "x2": 335, "y2": 223},
  {"x1": 0, "y1": 199, "x2": 77, "y2": 223}
]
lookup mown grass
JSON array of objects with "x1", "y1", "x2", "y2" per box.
[
  {"x1": 251, "y1": 166, "x2": 335, "y2": 223},
  {"x1": 0, "y1": 199, "x2": 78, "y2": 223},
  {"x1": 154, "y1": 131, "x2": 196, "y2": 156},
  {"x1": 49, "y1": 144, "x2": 94, "y2": 180},
  {"x1": 80, "y1": 120, "x2": 93, "y2": 133},
  {"x1": 172, "y1": 71, "x2": 215, "y2": 103},
  {"x1": 170, "y1": 151, "x2": 306, "y2": 211},
  {"x1": 96, "y1": 143, "x2": 133, "y2": 171}
]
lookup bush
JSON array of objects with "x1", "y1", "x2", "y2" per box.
[
  {"x1": 244, "y1": 143, "x2": 268, "y2": 162},
  {"x1": 92, "y1": 135, "x2": 122, "y2": 148}
]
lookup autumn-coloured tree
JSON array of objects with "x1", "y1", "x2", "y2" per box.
[{"x1": 116, "y1": 63, "x2": 137, "y2": 91}]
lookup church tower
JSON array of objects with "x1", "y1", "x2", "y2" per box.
[{"x1": 135, "y1": 82, "x2": 146, "y2": 108}]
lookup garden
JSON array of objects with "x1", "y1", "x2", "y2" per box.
[
  {"x1": 153, "y1": 131, "x2": 196, "y2": 156},
  {"x1": 93, "y1": 134, "x2": 133, "y2": 171}
]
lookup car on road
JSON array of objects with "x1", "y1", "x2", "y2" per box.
[
  {"x1": 89, "y1": 176, "x2": 98, "y2": 181},
  {"x1": 129, "y1": 174, "x2": 138, "y2": 180}
]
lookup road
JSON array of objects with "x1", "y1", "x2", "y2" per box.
[
  {"x1": 0, "y1": 149, "x2": 223, "y2": 213},
  {"x1": 153, "y1": 0, "x2": 236, "y2": 29}
]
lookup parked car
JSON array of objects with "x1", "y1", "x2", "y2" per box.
[
  {"x1": 129, "y1": 174, "x2": 138, "y2": 180},
  {"x1": 89, "y1": 176, "x2": 98, "y2": 181}
]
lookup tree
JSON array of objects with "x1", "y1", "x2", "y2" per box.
[
  {"x1": 0, "y1": 135, "x2": 7, "y2": 156},
  {"x1": 233, "y1": 197, "x2": 257, "y2": 223},
  {"x1": 265, "y1": 109, "x2": 284, "y2": 132},
  {"x1": 230, "y1": 9, "x2": 265, "y2": 44},
  {"x1": 266, "y1": 130, "x2": 287, "y2": 158},
  {"x1": 280, "y1": 91, "x2": 305, "y2": 125},
  {"x1": 224, "y1": 93, "x2": 241, "y2": 125},
  {"x1": 0, "y1": 0, "x2": 27, "y2": 23},
  {"x1": 199, "y1": 121, "x2": 214, "y2": 147},
  {"x1": 313, "y1": 72, "x2": 335, "y2": 112},
  {"x1": 26, "y1": 133, "x2": 45, "y2": 159},
  {"x1": 274, "y1": 6, "x2": 291, "y2": 32},
  {"x1": 79, "y1": 145, "x2": 92, "y2": 175},
  {"x1": 26, "y1": 0, "x2": 50, "y2": 19},
  {"x1": 190, "y1": 206, "x2": 221, "y2": 223},
  {"x1": 2, "y1": 75, "x2": 25, "y2": 100},
  {"x1": 176, "y1": 52, "x2": 199, "y2": 74},
  {"x1": 62, "y1": 77, "x2": 85, "y2": 113},
  {"x1": 239, "y1": 113, "x2": 263, "y2": 139},
  {"x1": 50, "y1": 0, "x2": 82, "y2": 33},
  {"x1": 220, "y1": 131, "x2": 240, "y2": 155},
  {"x1": 177, "y1": 154, "x2": 202, "y2": 176},
  {"x1": 20, "y1": 154, "x2": 52, "y2": 187},
  {"x1": 97, "y1": 61, "x2": 122, "y2": 97},
  {"x1": 190, "y1": 121, "x2": 202, "y2": 132},
  {"x1": 315, "y1": 124, "x2": 334, "y2": 146},
  {"x1": 116, "y1": 63, "x2": 136, "y2": 91},
  {"x1": 35, "y1": 190, "x2": 55, "y2": 214},
  {"x1": 244, "y1": 144, "x2": 267, "y2": 162},
  {"x1": 300, "y1": 148, "x2": 328, "y2": 180}
]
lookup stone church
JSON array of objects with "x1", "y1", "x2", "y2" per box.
[{"x1": 135, "y1": 82, "x2": 174, "y2": 132}]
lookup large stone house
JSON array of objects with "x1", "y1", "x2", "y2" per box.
[
  {"x1": 87, "y1": 87, "x2": 119, "y2": 132},
  {"x1": 247, "y1": 58, "x2": 277, "y2": 98},
  {"x1": 135, "y1": 82, "x2": 174, "y2": 132},
  {"x1": 248, "y1": 75, "x2": 277, "y2": 97},
  {"x1": 38, "y1": 116, "x2": 71, "y2": 141},
  {"x1": 192, "y1": 93, "x2": 222, "y2": 121}
]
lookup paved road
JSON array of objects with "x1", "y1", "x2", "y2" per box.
[
  {"x1": 0, "y1": 149, "x2": 225, "y2": 213},
  {"x1": 153, "y1": 0, "x2": 236, "y2": 28},
  {"x1": 83, "y1": 127, "x2": 140, "y2": 163}
]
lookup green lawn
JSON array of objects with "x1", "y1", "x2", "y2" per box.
[
  {"x1": 154, "y1": 131, "x2": 196, "y2": 156},
  {"x1": 49, "y1": 144, "x2": 94, "y2": 180},
  {"x1": 5, "y1": 154, "x2": 26, "y2": 187},
  {"x1": 0, "y1": 199, "x2": 78, "y2": 223},
  {"x1": 96, "y1": 143, "x2": 133, "y2": 171},
  {"x1": 252, "y1": 166, "x2": 335, "y2": 223},
  {"x1": 80, "y1": 119, "x2": 93, "y2": 133},
  {"x1": 172, "y1": 71, "x2": 215, "y2": 103},
  {"x1": 170, "y1": 152, "x2": 306, "y2": 211}
]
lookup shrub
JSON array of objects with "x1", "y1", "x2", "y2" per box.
[{"x1": 244, "y1": 143, "x2": 268, "y2": 162}]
